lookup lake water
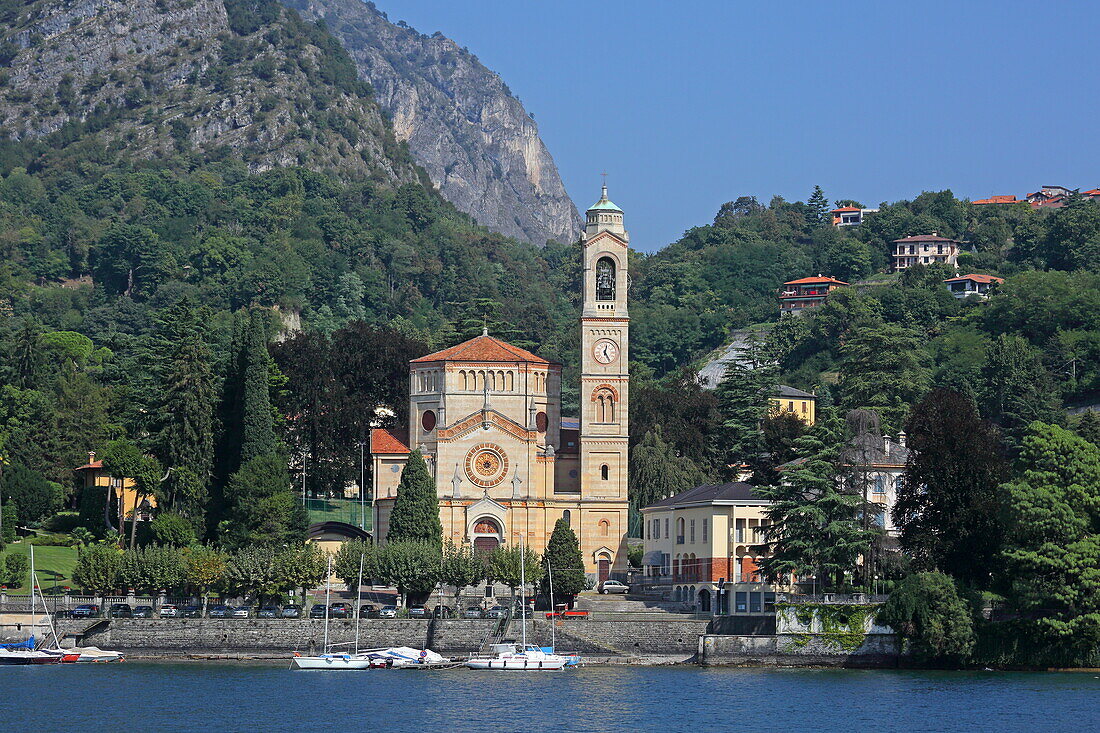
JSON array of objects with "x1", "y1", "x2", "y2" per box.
[{"x1": 2, "y1": 663, "x2": 1097, "y2": 732}]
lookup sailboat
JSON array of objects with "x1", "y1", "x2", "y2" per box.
[
  {"x1": 466, "y1": 533, "x2": 571, "y2": 671},
  {"x1": 30, "y1": 545, "x2": 123, "y2": 663},
  {"x1": 293, "y1": 553, "x2": 376, "y2": 670}
]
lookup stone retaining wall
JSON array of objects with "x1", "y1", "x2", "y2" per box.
[{"x1": 698, "y1": 633, "x2": 901, "y2": 667}]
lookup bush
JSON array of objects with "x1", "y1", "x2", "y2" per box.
[
  {"x1": 45, "y1": 512, "x2": 82, "y2": 534},
  {"x1": 879, "y1": 572, "x2": 975, "y2": 664},
  {"x1": 150, "y1": 513, "x2": 197, "y2": 547},
  {"x1": 28, "y1": 533, "x2": 78, "y2": 547},
  {"x1": 3, "y1": 553, "x2": 30, "y2": 588},
  {"x1": 1, "y1": 463, "x2": 64, "y2": 523}
]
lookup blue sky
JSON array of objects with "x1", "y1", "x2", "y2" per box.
[{"x1": 382, "y1": 1, "x2": 1098, "y2": 252}]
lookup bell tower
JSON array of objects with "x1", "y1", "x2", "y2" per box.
[{"x1": 579, "y1": 184, "x2": 630, "y2": 577}]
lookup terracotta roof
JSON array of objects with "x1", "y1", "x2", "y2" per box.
[
  {"x1": 75, "y1": 460, "x2": 104, "y2": 471},
  {"x1": 411, "y1": 334, "x2": 549, "y2": 364},
  {"x1": 972, "y1": 195, "x2": 1017, "y2": 205},
  {"x1": 831, "y1": 206, "x2": 861, "y2": 213},
  {"x1": 1031, "y1": 196, "x2": 1065, "y2": 209},
  {"x1": 1082, "y1": 189, "x2": 1100, "y2": 196},
  {"x1": 782, "y1": 276, "x2": 849, "y2": 286},
  {"x1": 643, "y1": 481, "x2": 765, "y2": 510},
  {"x1": 944, "y1": 273, "x2": 1004, "y2": 285},
  {"x1": 893, "y1": 234, "x2": 960, "y2": 243},
  {"x1": 371, "y1": 428, "x2": 410, "y2": 455}
]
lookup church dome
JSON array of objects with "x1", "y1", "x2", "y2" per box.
[{"x1": 587, "y1": 184, "x2": 622, "y2": 213}]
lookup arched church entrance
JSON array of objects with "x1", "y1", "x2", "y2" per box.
[
  {"x1": 472, "y1": 517, "x2": 503, "y2": 552},
  {"x1": 596, "y1": 553, "x2": 611, "y2": 583}
]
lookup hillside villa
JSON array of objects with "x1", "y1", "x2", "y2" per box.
[
  {"x1": 778, "y1": 275, "x2": 848, "y2": 315},
  {"x1": 769, "y1": 385, "x2": 816, "y2": 426},
  {"x1": 74, "y1": 451, "x2": 154, "y2": 531},
  {"x1": 892, "y1": 233, "x2": 961, "y2": 271},
  {"x1": 944, "y1": 273, "x2": 1003, "y2": 299}
]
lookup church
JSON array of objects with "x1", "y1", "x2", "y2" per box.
[{"x1": 370, "y1": 186, "x2": 631, "y2": 581}]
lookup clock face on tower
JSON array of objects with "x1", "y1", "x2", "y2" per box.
[{"x1": 592, "y1": 338, "x2": 619, "y2": 364}]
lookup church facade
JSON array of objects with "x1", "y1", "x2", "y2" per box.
[{"x1": 370, "y1": 186, "x2": 631, "y2": 580}]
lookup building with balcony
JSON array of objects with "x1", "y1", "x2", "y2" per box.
[
  {"x1": 944, "y1": 273, "x2": 1004, "y2": 299},
  {"x1": 769, "y1": 385, "x2": 816, "y2": 425},
  {"x1": 892, "y1": 233, "x2": 961, "y2": 271},
  {"x1": 640, "y1": 481, "x2": 784, "y2": 614},
  {"x1": 830, "y1": 206, "x2": 878, "y2": 226},
  {"x1": 778, "y1": 276, "x2": 848, "y2": 315}
]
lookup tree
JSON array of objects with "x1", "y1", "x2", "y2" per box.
[
  {"x1": 73, "y1": 544, "x2": 122, "y2": 596},
  {"x1": 879, "y1": 572, "x2": 975, "y2": 663},
  {"x1": 240, "y1": 309, "x2": 276, "y2": 464},
  {"x1": 222, "y1": 454, "x2": 308, "y2": 548},
  {"x1": 629, "y1": 427, "x2": 705, "y2": 529},
  {"x1": 713, "y1": 347, "x2": 775, "y2": 479},
  {"x1": 373, "y1": 540, "x2": 441, "y2": 604},
  {"x1": 761, "y1": 412, "x2": 805, "y2": 469},
  {"x1": 3, "y1": 552, "x2": 29, "y2": 589},
  {"x1": 334, "y1": 539, "x2": 374, "y2": 592},
  {"x1": 896, "y1": 389, "x2": 1008, "y2": 587},
  {"x1": 440, "y1": 540, "x2": 484, "y2": 610},
  {"x1": 487, "y1": 543, "x2": 541, "y2": 604},
  {"x1": 1074, "y1": 411, "x2": 1100, "y2": 447},
  {"x1": 183, "y1": 545, "x2": 228, "y2": 608},
  {"x1": 756, "y1": 409, "x2": 878, "y2": 591},
  {"x1": 999, "y1": 423, "x2": 1100, "y2": 656},
  {"x1": 808, "y1": 185, "x2": 830, "y2": 226},
  {"x1": 979, "y1": 335, "x2": 1064, "y2": 452},
  {"x1": 0, "y1": 462, "x2": 62, "y2": 523},
  {"x1": 541, "y1": 519, "x2": 586, "y2": 600},
  {"x1": 1, "y1": 502, "x2": 16, "y2": 545},
  {"x1": 386, "y1": 450, "x2": 442, "y2": 546},
  {"x1": 150, "y1": 513, "x2": 198, "y2": 547},
  {"x1": 225, "y1": 546, "x2": 284, "y2": 605},
  {"x1": 838, "y1": 322, "x2": 931, "y2": 433},
  {"x1": 277, "y1": 543, "x2": 327, "y2": 600}
]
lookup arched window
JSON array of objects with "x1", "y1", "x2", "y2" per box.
[
  {"x1": 600, "y1": 464, "x2": 609, "y2": 481},
  {"x1": 676, "y1": 517, "x2": 685, "y2": 544},
  {"x1": 599, "y1": 519, "x2": 610, "y2": 536},
  {"x1": 593, "y1": 388, "x2": 616, "y2": 423},
  {"x1": 562, "y1": 510, "x2": 571, "y2": 527},
  {"x1": 595, "y1": 257, "x2": 616, "y2": 301}
]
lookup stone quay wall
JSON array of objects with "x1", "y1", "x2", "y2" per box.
[
  {"x1": 698, "y1": 633, "x2": 901, "y2": 668},
  {"x1": 55, "y1": 617, "x2": 712, "y2": 660}
]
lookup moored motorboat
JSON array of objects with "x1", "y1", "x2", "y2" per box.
[
  {"x1": 466, "y1": 643, "x2": 570, "y2": 670},
  {"x1": 0, "y1": 644, "x2": 62, "y2": 665}
]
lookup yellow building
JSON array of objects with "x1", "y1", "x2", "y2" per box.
[
  {"x1": 769, "y1": 385, "x2": 817, "y2": 425},
  {"x1": 371, "y1": 186, "x2": 632, "y2": 582},
  {"x1": 640, "y1": 482, "x2": 787, "y2": 614},
  {"x1": 74, "y1": 451, "x2": 155, "y2": 529}
]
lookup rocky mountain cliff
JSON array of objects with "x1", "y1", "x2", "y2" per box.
[
  {"x1": 0, "y1": 0, "x2": 421, "y2": 184},
  {"x1": 285, "y1": 0, "x2": 580, "y2": 246}
]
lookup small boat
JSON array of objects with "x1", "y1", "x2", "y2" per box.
[
  {"x1": 466, "y1": 643, "x2": 570, "y2": 670},
  {"x1": 359, "y1": 646, "x2": 452, "y2": 668},
  {"x1": 70, "y1": 646, "x2": 125, "y2": 663},
  {"x1": 0, "y1": 639, "x2": 62, "y2": 666},
  {"x1": 292, "y1": 652, "x2": 379, "y2": 670}
]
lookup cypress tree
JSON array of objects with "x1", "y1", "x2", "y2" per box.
[
  {"x1": 387, "y1": 450, "x2": 442, "y2": 546},
  {"x1": 239, "y1": 309, "x2": 276, "y2": 465},
  {"x1": 541, "y1": 518, "x2": 586, "y2": 599},
  {"x1": 158, "y1": 313, "x2": 216, "y2": 500}
]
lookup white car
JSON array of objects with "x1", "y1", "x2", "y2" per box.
[
  {"x1": 598, "y1": 580, "x2": 630, "y2": 594},
  {"x1": 231, "y1": 606, "x2": 251, "y2": 618},
  {"x1": 378, "y1": 605, "x2": 398, "y2": 618},
  {"x1": 158, "y1": 604, "x2": 178, "y2": 618}
]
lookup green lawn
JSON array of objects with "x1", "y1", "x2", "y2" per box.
[{"x1": 1, "y1": 542, "x2": 79, "y2": 594}]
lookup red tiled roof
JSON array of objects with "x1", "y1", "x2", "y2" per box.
[
  {"x1": 371, "y1": 428, "x2": 410, "y2": 455},
  {"x1": 75, "y1": 460, "x2": 104, "y2": 471},
  {"x1": 972, "y1": 195, "x2": 1017, "y2": 205},
  {"x1": 945, "y1": 273, "x2": 1004, "y2": 285},
  {"x1": 411, "y1": 334, "x2": 549, "y2": 364},
  {"x1": 893, "y1": 234, "x2": 960, "y2": 243},
  {"x1": 830, "y1": 206, "x2": 861, "y2": 212},
  {"x1": 782, "y1": 276, "x2": 849, "y2": 286},
  {"x1": 1031, "y1": 196, "x2": 1065, "y2": 209},
  {"x1": 1082, "y1": 189, "x2": 1100, "y2": 196}
]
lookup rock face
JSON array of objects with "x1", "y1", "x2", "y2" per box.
[
  {"x1": 0, "y1": 0, "x2": 421, "y2": 184},
  {"x1": 285, "y1": 0, "x2": 580, "y2": 246}
]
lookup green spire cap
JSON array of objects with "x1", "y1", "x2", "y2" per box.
[{"x1": 588, "y1": 184, "x2": 622, "y2": 213}]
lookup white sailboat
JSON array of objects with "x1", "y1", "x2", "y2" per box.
[
  {"x1": 293, "y1": 553, "x2": 375, "y2": 670},
  {"x1": 31, "y1": 545, "x2": 125, "y2": 663},
  {"x1": 466, "y1": 533, "x2": 570, "y2": 671}
]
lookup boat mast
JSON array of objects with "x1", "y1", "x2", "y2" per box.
[
  {"x1": 353, "y1": 551, "x2": 364, "y2": 655},
  {"x1": 520, "y1": 532, "x2": 526, "y2": 650},
  {"x1": 322, "y1": 554, "x2": 332, "y2": 654},
  {"x1": 29, "y1": 544, "x2": 36, "y2": 647},
  {"x1": 546, "y1": 558, "x2": 555, "y2": 651}
]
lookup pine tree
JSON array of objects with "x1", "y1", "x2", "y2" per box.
[
  {"x1": 222, "y1": 454, "x2": 308, "y2": 549},
  {"x1": 713, "y1": 344, "x2": 775, "y2": 479},
  {"x1": 541, "y1": 518, "x2": 586, "y2": 599},
  {"x1": 756, "y1": 408, "x2": 878, "y2": 591},
  {"x1": 386, "y1": 450, "x2": 442, "y2": 547},
  {"x1": 808, "y1": 185, "x2": 830, "y2": 226},
  {"x1": 240, "y1": 309, "x2": 276, "y2": 464}
]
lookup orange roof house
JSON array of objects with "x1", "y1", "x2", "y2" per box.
[
  {"x1": 972, "y1": 195, "x2": 1018, "y2": 205},
  {"x1": 944, "y1": 273, "x2": 1004, "y2": 299},
  {"x1": 779, "y1": 276, "x2": 848, "y2": 315},
  {"x1": 75, "y1": 451, "x2": 155, "y2": 529}
]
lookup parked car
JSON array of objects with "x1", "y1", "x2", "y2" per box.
[
  {"x1": 257, "y1": 606, "x2": 279, "y2": 619},
  {"x1": 309, "y1": 604, "x2": 328, "y2": 619},
  {"x1": 462, "y1": 606, "x2": 484, "y2": 619},
  {"x1": 208, "y1": 604, "x2": 232, "y2": 618},
  {"x1": 598, "y1": 579, "x2": 630, "y2": 595},
  {"x1": 72, "y1": 604, "x2": 100, "y2": 618},
  {"x1": 280, "y1": 604, "x2": 302, "y2": 619},
  {"x1": 432, "y1": 605, "x2": 454, "y2": 618},
  {"x1": 329, "y1": 602, "x2": 352, "y2": 619},
  {"x1": 179, "y1": 605, "x2": 203, "y2": 618},
  {"x1": 109, "y1": 603, "x2": 133, "y2": 618},
  {"x1": 378, "y1": 605, "x2": 398, "y2": 619},
  {"x1": 358, "y1": 604, "x2": 377, "y2": 618},
  {"x1": 483, "y1": 605, "x2": 508, "y2": 619},
  {"x1": 231, "y1": 606, "x2": 251, "y2": 618},
  {"x1": 133, "y1": 605, "x2": 154, "y2": 618},
  {"x1": 158, "y1": 604, "x2": 179, "y2": 618}
]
